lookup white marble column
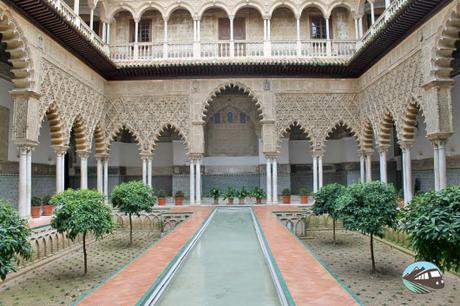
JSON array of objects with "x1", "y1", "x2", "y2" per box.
[
  {"x1": 358, "y1": 17, "x2": 363, "y2": 37},
  {"x1": 18, "y1": 147, "x2": 29, "y2": 218},
  {"x1": 229, "y1": 15, "x2": 234, "y2": 57},
  {"x1": 79, "y1": 152, "x2": 89, "y2": 190},
  {"x1": 96, "y1": 158, "x2": 103, "y2": 193},
  {"x1": 437, "y1": 140, "x2": 447, "y2": 190},
  {"x1": 433, "y1": 142, "x2": 440, "y2": 191},
  {"x1": 370, "y1": 1, "x2": 376, "y2": 25},
  {"x1": 272, "y1": 159, "x2": 278, "y2": 203},
  {"x1": 264, "y1": 18, "x2": 271, "y2": 56},
  {"x1": 55, "y1": 150, "x2": 66, "y2": 193},
  {"x1": 402, "y1": 147, "x2": 413, "y2": 204},
  {"x1": 354, "y1": 17, "x2": 359, "y2": 40},
  {"x1": 365, "y1": 153, "x2": 372, "y2": 182},
  {"x1": 296, "y1": 16, "x2": 301, "y2": 56},
  {"x1": 102, "y1": 22, "x2": 106, "y2": 43},
  {"x1": 89, "y1": 8, "x2": 94, "y2": 31},
  {"x1": 190, "y1": 160, "x2": 195, "y2": 204},
  {"x1": 313, "y1": 156, "x2": 318, "y2": 193},
  {"x1": 379, "y1": 150, "x2": 387, "y2": 183},
  {"x1": 163, "y1": 19, "x2": 168, "y2": 58},
  {"x1": 142, "y1": 158, "x2": 147, "y2": 184},
  {"x1": 360, "y1": 154, "x2": 365, "y2": 183},
  {"x1": 147, "y1": 158, "x2": 152, "y2": 188},
  {"x1": 318, "y1": 155, "x2": 324, "y2": 189},
  {"x1": 103, "y1": 159, "x2": 109, "y2": 203},
  {"x1": 266, "y1": 158, "x2": 272, "y2": 203},
  {"x1": 106, "y1": 22, "x2": 111, "y2": 44},
  {"x1": 325, "y1": 18, "x2": 330, "y2": 40},
  {"x1": 73, "y1": 0, "x2": 80, "y2": 15},
  {"x1": 26, "y1": 150, "x2": 32, "y2": 210},
  {"x1": 195, "y1": 158, "x2": 201, "y2": 204}
]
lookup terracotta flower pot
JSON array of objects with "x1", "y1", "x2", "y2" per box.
[
  {"x1": 175, "y1": 197, "x2": 183, "y2": 206},
  {"x1": 158, "y1": 197, "x2": 166, "y2": 206},
  {"x1": 239, "y1": 199, "x2": 245, "y2": 205},
  {"x1": 300, "y1": 195, "x2": 308, "y2": 204},
  {"x1": 42, "y1": 205, "x2": 54, "y2": 216},
  {"x1": 256, "y1": 198, "x2": 262, "y2": 205},
  {"x1": 31, "y1": 206, "x2": 41, "y2": 218},
  {"x1": 282, "y1": 195, "x2": 291, "y2": 204},
  {"x1": 228, "y1": 198, "x2": 234, "y2": 205}
]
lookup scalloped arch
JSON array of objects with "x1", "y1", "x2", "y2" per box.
[
  {"x1": 0, "y1": 5, "x2": 35, "y2": 91},
  {"x1": 277, "y1": 121, "x2": 314, "y2": 149},
  {"x1": 202, "y1": 82, "x2": 265, "y2": 120},
  {"x1": 430, "y1": 2, "x2": 460, "y2": 82},
  {"x1": 152, "y1": 123, "x2": 190, "y2": 154},
  {"x1": 321, "y1": 120, "x2": 361, "y2": 150}
]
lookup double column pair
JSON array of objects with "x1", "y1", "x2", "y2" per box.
[
  {"x1": 189, "y1": 156, "x2": 202, "y2": 205},
  {"x1": 96, "y1": 155, "x2": 109, "y2": 202},
  {"x1": 141, "y1": 154, "x2": 153, "y2": 188},
  {"x1": 265, "y1": 156, "x2": 278, "y2": 204},
  {"x1": 359, "y1": 151, "x2": 373, "y2": 183},
  {"x1": 312, "y1": 151, "x2": 324, "y2": 193}
]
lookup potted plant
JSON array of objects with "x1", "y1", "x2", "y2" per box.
[
  {"x1": 208, "y1": 187, "x2": 221, "y2": 205},
  {"x1": 31, "y1": 196, "x2": 42, "y2": 218},
  {"x1": 223, "y1": 187, "x2": 237, "y2": 205},
  {"x1": 299, "y1": 188, "x2": 309, "y2": 204},
  {"x1": 237, "y1": 187, "x2": 249, "y2": 205},
  {"x1": 282, "y1": 188, "x2": 291, "y2": 204},
  {"x1": 157, "y1": 190, "x2": 166, "y2": 206},
  {"x1": 41, "y1": 195, "x2": 54, "y2": 216},
  {"x1": 251, "y1": 187, "x2": 266, "y2": 204},
  {"x1": 175, "y1": 191, "x2": 184, "y2": 206}
]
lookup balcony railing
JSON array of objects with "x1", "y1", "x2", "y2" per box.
[
  {"x1": 109, "y1": 40, "x2": 357, "y2": 62},
  {"x1": 43, "y1": 0, "x2": 410, "y2": 65}
]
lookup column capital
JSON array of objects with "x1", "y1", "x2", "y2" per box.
[
  {"x1": 77, "y1": 150, "x2": 91, "y2": 159},
  {"x1": 312, "y1": 148, "x2": 324, "y2": 158},
  {"x1": 399, "y1": 141, "x2": 413, "y2": 151},
  {"x1": 378, "y1": 145, "x2": 390, "y2": 154},
  {"x1": 52, "y1": 145, "x2": 69, "y2": 156},
  {"x1": 188, "y1": 153, "x2": 203, "y2": 161},
  {"x1": 95, "y1": 153, "x2": 110, "y2": 160},
  {"x1": 426, "y1": 132, "x2": 451, "y2": 142},
  {"x1": 140, "y1": 152, "x2": 153, "y2": 160},
  {"x1": 264, "y1": 153, "x2": 278, "y2": 160},
  {"x1": 17, "y1": 143, "x2": 36, "y2": 152}
]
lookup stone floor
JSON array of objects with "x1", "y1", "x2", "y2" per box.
[
  {"x1": 302, "y1": 230, "x2": 460, "y2": 306},
  {"x1": 0, "y1": 230, "x2": 160, "y2": 306}
]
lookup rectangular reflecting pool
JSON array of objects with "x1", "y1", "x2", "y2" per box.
[{"x1": 156, "y1": 207, "x2": 281, "y2": 306}]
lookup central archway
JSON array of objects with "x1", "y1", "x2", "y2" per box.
[{"x1": 202, "y1": 84, "x2": 264, "y2": 196}]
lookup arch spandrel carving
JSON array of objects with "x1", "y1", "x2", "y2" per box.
[{"x1": 275, "y1": 93, "x2": 360, "y2": 151}]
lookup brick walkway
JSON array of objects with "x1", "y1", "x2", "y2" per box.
[
  {"x1": 79, "y1": 206, "x2": 213, "y2": 306},
  {"x1": 254, "y1": 205, "x2": 358, "y2": 305}
]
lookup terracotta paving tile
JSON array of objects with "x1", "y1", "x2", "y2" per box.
[
  {"x1": 79, "y1": 207, "x2": 213, "y2": 306},
  {"x1": 254, "y1": 205, "x2": 359, "y2": 306}
]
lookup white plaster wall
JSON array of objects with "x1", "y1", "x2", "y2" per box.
[
  {"x1": 448, "y1": 75, "x2": 460, "y2": 157},
  {"x1": 289, "y1": 137, "x2": 361, "y2": 164}
]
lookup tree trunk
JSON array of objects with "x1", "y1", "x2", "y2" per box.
[
  {"x1": 83, "y1": 231, "x2": 87, "y2": 275},
  {"x1": 332, "y1": 218, "x2": 336, "y2": 245},
  {"x1": 129, "y1": 213, "x2": 133, "y2": 246},
  {"x1": 370, "y1": 234, "x2": 376, "y2": 273}
]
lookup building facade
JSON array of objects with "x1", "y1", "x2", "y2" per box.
[{"x1": 0, "y1": 0, "x2": 459, "y2": 217}]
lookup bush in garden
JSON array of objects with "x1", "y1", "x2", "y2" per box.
[
  {"x1": 401, "y1": 186, "x2": 460, "y2": 272},
  {"x1": 111, "y1": 181, "x2": 156, "y2": 245},
  {"x1": 337, "y1": 182, "x2": 398, "y2": 273},
  {"x1": 51, "y1": 189, "x2": 113, "y2": 274},
  {"x1": 312, "y1": 183, "x2": 345, "y2": 243},
  {"x1": 0, "y1": 199, "x2": 31, "y2": 281}
]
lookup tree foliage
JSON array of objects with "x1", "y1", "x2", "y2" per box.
[
  {"x1": 0, "y1": 200, "x2": 31, "y2": 281},
  {"x1": 111, "y1": 181, "x2": 156, "y2": 245},
  {"x1": 401, "y1": 186, "x2": 460, "y2": 272},
  {"x1": 313, "y1": 183, "x2": 345, "y2": 243},
  {"x1": 51, "y1": 189, "x2": 113, "y2": 274},
  {"x1": 337, "y1": 182, "x2": 398, "y2": 272}
]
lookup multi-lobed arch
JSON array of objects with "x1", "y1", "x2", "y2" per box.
[
  {"x1": 201, "y1": 81, "x2": 265, "y2": 121},
  {"x1": 277, "y1": 121, "x2": 314, "y2": 150},
  {"x1": 0, "y1": 4, "x2": 34, "y2": 91},
  {"x1": 322, "y1": 120, "x2": 361, "y2": 150}
]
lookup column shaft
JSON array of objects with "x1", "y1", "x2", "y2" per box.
[
  {"x1": 26, "y1": 150, "x2": 32, "y2": 208},
  {"x1": 354, "y1": 18, "x2": 359, "y2": 40},
  {"x1": 163, "y1": 20, "x2": 168, "y2": 58},
  {"x1": 18, "y1": 148, "x2": 28, "y2": 218},
  {"x1": 272, "y1": 159, "x2": 278, "y2": 203},
  {"x1": 326, "y1": 18, "x2": 330, "y2": 40},
  {"x1": 73, "y1": 0, "x2": 79, "y2": 15},
  {"x1": 147, "y1": 158, "x2": 153, "y2": 188},
  {"x1": 80, "y1": 156, "x2": 88, "y2": 190},
  {"x1": 366, "y1": 154, "x2": 372, "y2": 182},
  {"x1": 190, "y1": 160, "x2": 195, "y2": 204},
  {"x1": 266, "y1": 159, "x2": 272, "y2": 203},
  {"x1": 370, "y1": 2, "x2": 375, "y2": 25},
  {"x1": 89, "y1": 9, "x2": 94, "y2": 30},
  {"x1": 96, "y1": 159, "x2": 103, "y2": 193},
  {"x1": 318, "y1": 156, "x2": 323, "y2": 189},
  {"x1": 360, "y1": 155, "x2": 365, "y2": 183},
  {"x1": 379, "y1": 151, "x2": 387, "y2": 183},
  {"x1": 403, "y1": 148, "x2": 413, "y2": 204},
  {"x1": 142, "y1": 159, "x2": 147, "y2": 184},
  {"x1": 438, "y1": 141, "x2": 447, "y2": 190},
  {"x1": 195, "y1": 159, "x2": 201, "y2": 204},
  {"x1": 313, "y1": 157, "x2": 318, "y2": 193},
  {"x1": 103, "y1": 160, "x2": 109, "y2": 203},
  {"x1": 433, "y1": 144, "x2": 440, "y2": 191}
]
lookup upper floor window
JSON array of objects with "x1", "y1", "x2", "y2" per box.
[
  {"x1": 130, "y1": 19, "x2": 151, "y2": 42},
  {"x1": 213, "y1": 113, "x2": 221, "y2": 124},
  {"x1": 227, "y1": 112, "x2": 233, "y2": 123},
  {"x1": 240, "y1": 112, "x2": 247, "y2": 124},
  {"x1": 310, "y1": 16, "x2": 328, "y2": 39}
]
